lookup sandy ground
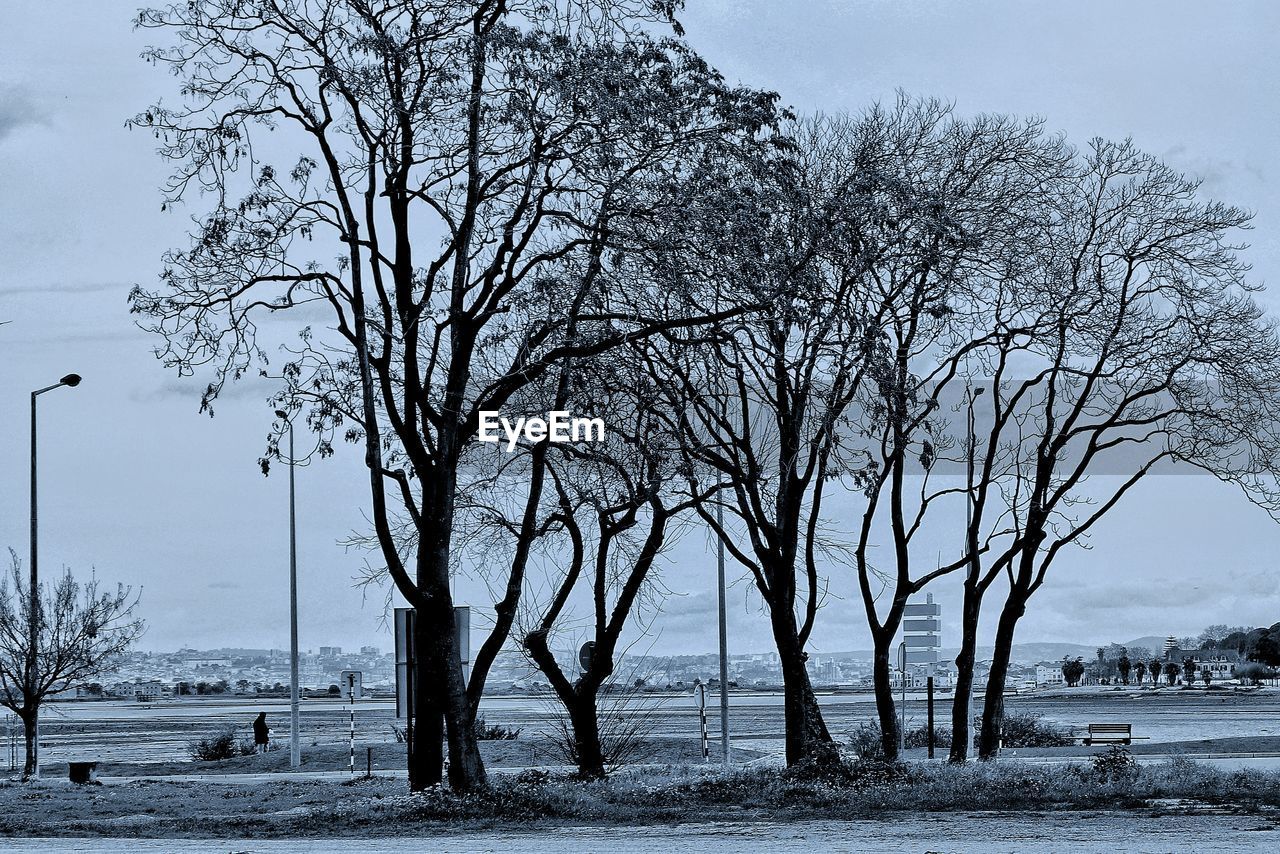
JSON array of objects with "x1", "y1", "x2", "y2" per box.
[
  {"x1": 33, "y1": 736, "x2": 760, "y2": 779},
  {"x1": 3, "y1": 814, "x2": 1280, "y2": 853},
  {"x1": 20, "y1": 685, "x2": 1280, "y2": 769},
  {"x1": 5, "y1": 687, "x2": 1280, "y2": 849}
]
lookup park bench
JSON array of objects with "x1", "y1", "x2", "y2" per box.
[{"x1": 1082, "y1": 723, "x2": 1132, "y2": 746}]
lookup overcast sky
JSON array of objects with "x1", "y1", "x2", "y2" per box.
[{"x1": 2, "y1": 1, "x2": 1279, "y2": 658}]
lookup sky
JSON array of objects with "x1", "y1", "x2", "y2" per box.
[{"x1": 1, "y1": 1, "x2": 1279, "y2": 658}]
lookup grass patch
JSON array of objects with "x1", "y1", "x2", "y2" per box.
[
  {"x1": 377, "y1": 755, "x2": 1280, "y2": 826},
  {"x1": 6, "y1": 756, "x2": 1280, "y2": 837}
]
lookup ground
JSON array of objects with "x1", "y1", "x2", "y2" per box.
[
  {"x1": 6, "y1": 685, "x2": 1280, "y2": 850},
  {"x1": 3, "y1": 815, "x2": 1280, "y2": 854}
]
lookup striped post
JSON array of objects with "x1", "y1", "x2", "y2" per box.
[
  {"x1": 349, "y1": 696, "x2": 355, "y2": 776},
  {"x1": 696, "y1": 684, "x2": 708, "y2": 762}
]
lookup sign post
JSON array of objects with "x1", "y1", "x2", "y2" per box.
[
  {"x1": 694, "y1": 683, "x2": 709, "y2": 762},
  {"x1": 343, "y1": 670, "x2": 361, "y2": 777},
  {"x1": 394, "y1": 604, "x2": 472, "y2": 769},
  {"x1": 395, "y1": 606, "x2": 472, "y2": 719},
  {"x1": 901, "y1": 594, "x2": 942, "y2": 755},
  {"x1": 926, "y1": 676, "x2": 935, "y2": 759}
]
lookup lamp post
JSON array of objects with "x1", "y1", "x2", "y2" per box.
[
  {"x1": 29, "y1": 373, "x2": 81, "y2": 779},
  {"x1": 963, "y1": 384, "x2": 984, "y2": 757},
  {"x1": 275, "y1": 410, "x2": 301, "y2": 769},
  {"x1": 715, "y1": 500, "x2": 730, "y2": 766}
]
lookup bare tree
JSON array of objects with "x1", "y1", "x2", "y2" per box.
[
  {"x1": 640, "y1": 117, "x2": 882, "y2": 768},
  {"x1": 952, "y1": 138, "x2": 1280, "y2": 759},
  {"x1": 837, "y1": 99, "x2": 1066, "y2": 760},
  {"x1": 129, "y1": 0, "x2": 777, "y2": 791},
  {"x1": 649, "y1": 101, "x2": 1065, "y2": 764},
  {"x1": 0, "y1": 550, "x2": 144, "y2": 779},
  {"x1": 521, "y1": 348, "x2": 709, "y2": 778}
]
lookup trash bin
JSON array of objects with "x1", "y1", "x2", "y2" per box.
[{"x1": 68, "y1": 761, "x2": 98, "y2": 784}]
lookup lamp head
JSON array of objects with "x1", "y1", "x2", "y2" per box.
[
  {"x1": 60, "y1": 374, "x2": 82, "y2": 388},
  {"x1": 275, "y1": 410, "x2": 289, "y2": 420}
]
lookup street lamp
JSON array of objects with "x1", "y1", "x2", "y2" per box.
[
  {"x1": 715, "y1": 500, "x2": 730, "y2": 766},
  {"x1": 275, "y1": 410, "x2": 302, "y2": 769},
  {"x1": 29, "y1": 373, "x2": 81, "y2": 779},
  {"x1": 963, "y1": 384, "x2": 984, "y2": 759}
]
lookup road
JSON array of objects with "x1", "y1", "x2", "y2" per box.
[{"x1": 5, "y1": 814, "x2": 1280, "y2": 853}]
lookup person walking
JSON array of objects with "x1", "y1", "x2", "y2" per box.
[{"x1": 253, "y1": 712, "x2": 270, "y2": 755}]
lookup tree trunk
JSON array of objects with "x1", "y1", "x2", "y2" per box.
[
  {"x1": 949, "y1": 576, "x2": 983, "y2": 763},
  {"x1": 567, "y1": 691, "x2": 606, "y2": 779},
  {"x1": 977, "y1": 592, "x2": 1026, "y2": 760},
  {"x1": 770, "y1": 610, "x2": 832, "y2": 766},
  {"x1": 410, "y1": 500, "x2": 487, "y2": 792},
  {"x1": 406, "y1": 566, "x2": 487, "y2": 792},
  {"x1": 870, "y1": 636, "x2": 900, "y2": 761},
  {"x1": 20, "y1": 710, "x2": 36, "y2": 781},
  {"x1": 408, "y1": 612, "x2": 445, "y2": 791},
  {"x1": 430, "y1": 585, "x2": 486, "y2": 792}
]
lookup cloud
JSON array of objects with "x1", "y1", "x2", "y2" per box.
[
  {"x1": 0, "y1": 86, "x2": 47, "y2": 143},
  {"x1": 0, "y1": 281, "x2": 129, "y2": 297},
  {"x1": 1162, "y1": 144, "x2": 1266, "y2": 196}
]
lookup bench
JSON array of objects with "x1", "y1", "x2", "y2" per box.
[
  {"x1": 1083, "y1": 723, "x2": 1132, "y2": 746},
  {"x1": 68, "y1": 761, "x2": 98, "y2": 784}
]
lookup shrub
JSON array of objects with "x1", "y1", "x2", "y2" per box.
[
  {"x1": 544, "y1": 683, "x2": 662, "y2": 769},
  {"x1": 474, "y1": 716, "x2": 521, "y2": 741},
  {"x1": 188, "y1": 727, "x2": 240, "y2": 761},
  {"x1": 975, "y1": 712, "x2": 1072, "y2": 748},
  {"x1": 1235, "y1": 662, "x2": 1277, "y2": 686},
  {"x1": 904, "y1": 723, "x2": 952, "y2": 749},
  {"x1": 1091, "y1": 746, "x2": 1138, "y2": 783},
  {"x1": 848, "y1": 719, "x2": 952, "y2": 755},
  {"x1": 779, "y1": 742, "x2": 856, "y2": 784},
  {"x1": 848, "y1": 721, "x2": 886, "y2": 760}
]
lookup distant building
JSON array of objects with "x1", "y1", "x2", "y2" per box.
[
  {"x1": 121, "y1": 680, "x2": 168, "y2": 701},
  {"x1": 319, "y1": 646, "x2": 343, "y2": 657},
  {"x1": 1164, "y1": 647, "x2": 1240, "y2": 677},
  {"x1": 360, "y1": 646, "x2": 380, "y2": 656},
  {"x1": 1035, "y1": 663, "x2": 1066, "y2": 687},
  {"x1": 1163, "y1": 636, "x2": 1179, "y2": 655}
]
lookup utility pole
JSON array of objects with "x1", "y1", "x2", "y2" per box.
[
  {"x1": 964, "y1": 385, "x2": 984, "y2": 756},
  {"x1": 716, "y1": 500, "x2": 730, "y2": 766},
  {"x1": 276, "y1": 411, "x2": 302, "y2": 769},
  {"x1": 28, "y1": 373, "x2": 81, "y2": 780}
]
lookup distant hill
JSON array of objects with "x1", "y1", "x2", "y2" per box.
[
  {"x1": 812, "y1": 642, "x2": 1097, "y2": 665},
  {"x1": 1119, "y1": 636, "x2": 1170, "y2": 654},
  {"x1": 986, "y1": 642, "x2": 1097, "y2": 665},
  {"x1": 810, "y1": 638, "x2": 1184, "y2": 666}
]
